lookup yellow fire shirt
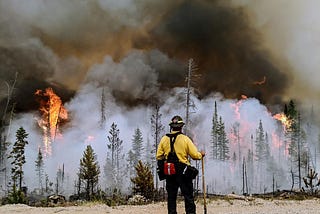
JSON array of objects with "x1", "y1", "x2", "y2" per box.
[{"x1": 156, "y1": 131, "x2": 202, "y2": 165}]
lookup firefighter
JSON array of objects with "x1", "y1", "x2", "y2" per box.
[{"x1": 156, "y1": 115, "x2": 205, "y2": 214}]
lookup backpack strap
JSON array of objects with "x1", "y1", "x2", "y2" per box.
[{"x1": 166, "y1": 132, "x2": 181, "y2": 153}]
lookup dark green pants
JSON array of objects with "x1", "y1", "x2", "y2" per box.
[{"x1": 166, "y1": 174, "x2": 196, "y2": 214}]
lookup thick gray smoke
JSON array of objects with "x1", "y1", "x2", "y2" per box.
[
  {"x1": 232, "y1": 0, "x2": 320, "y2": 108},
  {"x1": 0, "y1": 0, "x2": 303, "y2": 110},
  {"x1": 143, "y1": 0, "x2": 289, "y2": 104}
]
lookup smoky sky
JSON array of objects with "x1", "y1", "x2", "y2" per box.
[
  {"x1": 0, "y1": 0, "x2": 291, "y2": 111},
  {"x1": 0, "y1": 42, "x2": 75, "y2": 113},
  {"x1": 143, "y1": 0, "x2": 288, "y2": 103}
]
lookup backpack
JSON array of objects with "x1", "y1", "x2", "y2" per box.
[{"x1": 163, "y1": 132, "x2": 181, "y2": 175}]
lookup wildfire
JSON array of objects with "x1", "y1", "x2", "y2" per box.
[
  {"x1": 253, "y1": 76, "x2": 266, "y2": 85},
  {"x1": 230, "y1": 95, "x2": 247, "y2": 120},
  {"x1": 241, "y1": 95, "x2": 248, "y2": 99},
  {"x1": 85, "y1": 135, "x2": 95, "y2": 144},
  {"x1": 35, "y1": 88, "x2": 68, "y2": 156},
  {"x1": 273, "y1": 113, "x2": 291, "y2": 130}
]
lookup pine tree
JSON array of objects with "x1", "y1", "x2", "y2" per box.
[
  {"x1": 79, "y1": 145, "x2": 100, "y2": 200},
  {"x1": 105, "y1": 122, "x2": 125, "y2": 191},
  {"x1": 8, "y1": 126, "x2": 28, "y2": 203},
  {"x1": 107, "y1": 122, "x2": 123, "y2": 169},
  {"x1": 217, "y1": 117, "x2": 229, "y2": 161},
  {"x1": 145, "y1": 137, "x2": 153, "y2": 167},
  {"x1": 255, "y1": 120, "x2": 266, "y2": 162},
  {"x1": 286, "y1": 101, "x2": 306, "y2": 168},
  {"x1": 9, "y1": 127, "x2": 29, "y2": 190},
  {"x1": 246, "y1": 149, "x2": 254, "y2": 193},
  {"x1": 45, "y1": 173, "x2": 53, "y2": 194},
  {"x1": 211, "y1": 105, "x2": 229, "y2": 161},
  {"x1": 232, "y1": 152, "x2": 237, "y2": 163},
  {"x1": 126, "y1": 150, "x2": 136, "y2": 179},
  {"x1": 254, "y1": 120, "x2": 272, "y2": 192},
  {"x1": 131, "y1": 160, "x2": 154, "y2": 200},
  {"x1": 286, "y1": 100, "x2": 297, "y2": 120},
  {"x1": 131, "y1": 127, "x2": 144, "y2": 165},
  {"x1": 232, "y1": 122, "x2": 241, "y2": 169},
  {"x1": 265, "y1": 132, "x2": 271, "y2": 159},
  {"x1": 211, "y1": 101, "x2": 219, "y2": 160},
  {"x1": 55, "y1": 164, "x2": 65, "y2": 194},
  {"x1": 35, "y1": 148, "x2": 44, "y2": 192},
  {"x1": 285, "y1": 101, "x2": 308, "y2": 188}
]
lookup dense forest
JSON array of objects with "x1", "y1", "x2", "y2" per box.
[{"x1": 1, "y1": 77, "x2": 319, "y2": 204}]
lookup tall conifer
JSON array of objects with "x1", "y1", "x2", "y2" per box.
[
  {"x1": 79, "y1": 145, "x2": 100, "y2": 200},
  {"x1": 35, "y1": 148, "x2": 44, "y2": 192}
]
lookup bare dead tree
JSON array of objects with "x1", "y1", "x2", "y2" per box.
[
  {"x1": 151, "y1": 104, "x2": 164, "y2": 190},
  {"x1": 100, "y1": 87, "x2": 107, "y2": 129},
  {"x1": 0, "y1": 72, "x2": 18, "y2": 195},
  {"x1": 1, "y1": 72, "x2": 18, "y2": 126},
  {"x1": 184, "y1": 59, "x2": 198, "y2": 136},
  {"x1": 242, "y1": 157, "x2": 248, "y2": 195}
]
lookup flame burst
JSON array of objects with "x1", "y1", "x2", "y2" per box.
[
  {"x1": 230, "y1": 95, "x2": 247, "y2": 120},
  {"x1": 253, "y1": 76, "x2": 266, "y2": 85},
  {"x1": 35, "y1": 88, "x2": 68, "y2": 156},
  {"x1": 273, "y1": 113, "x2": 291, "y2": 131}
]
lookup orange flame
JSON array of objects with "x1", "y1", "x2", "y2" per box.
[
  {"x1": 273, "y1": 113, "x2": 291, "y2": 131},
  {"x1": 253, "y1": 76, "x2": 266, "y2": 85},
  {"x1": 35, "y1": 88, "x2": 68, "y2": 156},
  {"x1": 230, "y1": 96, "x2": 247, "y2": 120},
  {"x1": 241, "y1": 95, "x2": 248, "y2": 99},
  {"x1": 85, "y1": 135, "x2": 95, "y2": 144}
]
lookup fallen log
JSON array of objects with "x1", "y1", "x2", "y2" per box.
[{"x1": 226, "y1": 193, "x2": 254, "y2": 201}]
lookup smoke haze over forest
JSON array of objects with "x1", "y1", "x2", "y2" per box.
[{"x1": 0, "y1": 0, "x2": 320, "y2": 195}]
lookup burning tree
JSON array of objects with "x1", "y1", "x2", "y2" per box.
[
  {"x1": 283, "y1": 100, "x2": 308, "y2": 189},
  {"x1": 35, "y1": 87, "x2": 68, "y2": 156}
]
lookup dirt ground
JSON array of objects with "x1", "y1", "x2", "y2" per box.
[{"x1": 1, "y1": 198, "x2": 320, "y2": 214}]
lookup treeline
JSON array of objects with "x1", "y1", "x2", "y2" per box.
[
  {"x1": 209, "y1": 99, "x2": 320, "y2": 194},
  {"x1": 1, "y1": 125, "x2": 158, "y2": 204},
  {"x1": 0, "y1": 100, "x2": 164, "y2": 204},
  {"x1": 1, "y1": 76, "x2": 320, "y2": 203}
]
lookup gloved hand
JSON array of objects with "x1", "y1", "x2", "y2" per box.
[{"x1": 200, "y1": 151, "x2": 206, "y2": 157}]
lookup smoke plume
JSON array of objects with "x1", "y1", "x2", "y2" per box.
[{"x1": 0, "y1": 0, "x2": 303, "y2": 110}]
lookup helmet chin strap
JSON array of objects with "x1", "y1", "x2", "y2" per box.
[{"x1": 170, "y1": 126, "x2": 183, "y2": 132}]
